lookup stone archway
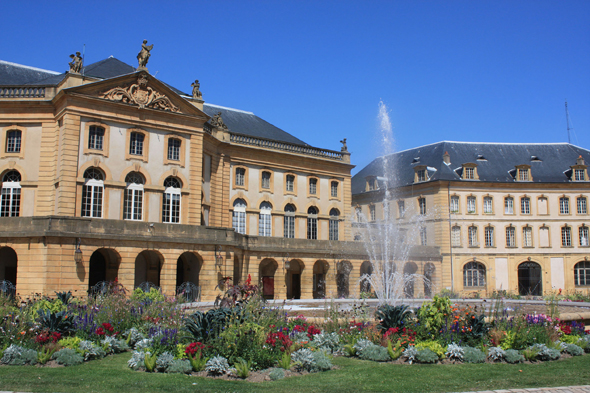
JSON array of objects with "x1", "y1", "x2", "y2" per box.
[
  {"x1": 403, "y1": 262, "x2": 418, "y2": 298},
  {"x1": 518, "y1": 261, "x2": 542, "y2": 296},
  {"x1": 176, "y1": 252, "x2": 202, "y2": 288},
  {"x1": 424, "y1": 262, "x2": 436, "y2": 298},
  {"x1": 259, "y1": 258, "x2": 278, "y2": 300},
  {"x1": 313, "y1": 260, "x2": 329, "y2": 299},
  {"x1": 287, "y1": 259, "x2": 303, "y2": 299},
  {"x1": 88, "y1": 248, "x2": 120, "y2": 291},
  {"x1": 134, "y1": 250, "x2": 163, "y2": 288},
  {"x1": 337, "y1": 261, "x2": 352, "y2": 298},
  {"x1": 0, "y1": 247, "x2": 17, "y2": 285},
  {"x1": 360, "y1": 261, "x2": 373, "y2": 293}
]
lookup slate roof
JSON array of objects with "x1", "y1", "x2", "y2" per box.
[
  {"x1": 352, "y1": 141, "x2": 590, "y2": 195},
  {"x1": 0, "y1": 60, "x2": 61, "y2": 85}
]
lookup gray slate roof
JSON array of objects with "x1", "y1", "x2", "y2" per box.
[
  {"x1": 352, "y1": 141, "x2": 590, "y2": 195},
  {"x1": 0, "y1": 60, "x2": 61, "y2": 85}
]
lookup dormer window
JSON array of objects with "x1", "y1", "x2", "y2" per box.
[
  {"x1": 414, "y1": 166, "x2": 428, "y2": 183},
  {"x1": 571, "y1": 156, "x2": 587, "y2": 181},
  {"x1": 519, "y1": 169, "x2": 529, "y2": 181},
  {"x1": 461, "y1": 163, "x2": 478, "y2": 180},
  {"x1": 513, "y1": 165, "x2": 532, "y2": 182},
  {"x1": 464, "y1": 167, "x2": 475, "y2": 179},
  {"x1": 366, "y1": 176, "x2": 378, "y2": 191},
  {"x1": 417, "y1": 170, "x2": 427, "y2": 181}
]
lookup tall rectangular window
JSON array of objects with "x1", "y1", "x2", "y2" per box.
[
  {"x1": 521, "y1": 197, "x2": 530, "y2": 214},
  {"x1": 82, "y1": 183, "x2": 103, "y2": 218},
  {"x1": 419, "y1": 198, "x2": 426, "y2": 215},
  {"x1": 5, "y1": 130, "x2": 22, "y2": 153},
  {"x1": 235, "y1": 168, "x2": 245, "y2": 186},
  {"x1": 468, "y1": 226, "x2": 478, "y2": 247},
  {"x1": 284, "y1": 216, "x2": 294, "y2": 238},
  {"x1": 562, "y1": 226, "x2": 572, "y2": 247},
  {"x1": 369, "y1": 205, "x2": 376, "y2": 221},
  {"x1": 504, "y1": 197, "x2": 514, "y2": 214},
  {"x1": 518, "y1": 168, "x2": 529, "y2": 181},
  {"x1": 417, "y1": 170, "x2": 427, "y2": 182},
  {"x1": 307, "y1": 217, "x2": 317, "y2": 240},
  {"x1": 483, "y1": 197, "x2": 493, "y2": 214},
  {"x1": 167, "y1": 138, "x2": 181, "y2": 161},
  {"x1": 574, "y1": 169, "x2": 585, "y2": 181},
  {"x1": 580, "y1": 226, "x2": 589, "y2": 247},
  {"x1": 330, "y1": 181, "x2": 338, "y2": 198},
  {"x1": 523, "y1": 227, "x2": 532, "y2": 247},
  {"x1": 578, "y1": 197, "x2": 587, "y2": 214},
  {"x1": 329, "y1": 219, "x2": 339, "y2": 241},
  {"x1": 0, "y1": 184, "x2": 21, "y2": 217},
  {"x1": 123, "y1": 188, "x2": 143, "y2": 221},
  {"x1": 129, "y1": 132, "x2": 144, "y2": 156},
  {"x1": 450, "y1": 196, "x2": 459, "y2": 213},
  {"x1": 506, "y1": 226, "x2": 516, "y2": 247},
  {"x1": 560, "y1": 197, "x2": 570, "y2": 214},
  {"x1": 261, "y1": 171, "x2": 271, "y2": 189},
  {"x1": 484, "y1": 226, "x2": 494, "y2": 247},
  {"x1": 467, "y1": 196, "x2": 476, "y2": 213},
  {"x1": 286, "y1": 175, "x2": 294, "y2": 192},
  {"x1": 398, "y1": 200, "x2": 405, "y2": 218},
  {"x1": 451, "y1": 226, "x2": 461, "y2": 246},
  {"x1": 420, "y1": 227, "x2": 427, "y2": 246},
  {"x1": 88, "y1": 126, "x2": 104, "y2": 151},
  {"x1": 259, "y1": 213, "x2": 271, "y2": 236},
  {"x1": 464, "y1": 167, "x2": 475, "y2": 179},
  {"x1": 309, "y1": 178, "x2": 317, "y2": 194},
  {"x1": 162, "y1": 193, "x2": 180, "y2": 223}
]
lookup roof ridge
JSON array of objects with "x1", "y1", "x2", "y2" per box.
[
  {"x1": 0, "y1": 60, "x2": 60, "y2": 75},
  {"x1": 204, "y1": 103, "x2": 254, "y2": 115}
]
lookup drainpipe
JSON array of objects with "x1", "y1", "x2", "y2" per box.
[{"x1": 448, "y1": 181, "x2": 454, "y2": 293}]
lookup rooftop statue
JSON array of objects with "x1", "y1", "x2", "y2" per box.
[
  {"x1": 340, "y1": 138, "x2": 348, "y2": 152},
  {"x1": 211, "y1": 112, "x2": 228, "y2": 130},
  {"x1": 68, "y1": 51, "x2": 83, "y2": 74},
  {"x1": 137, "y1": 40, "x2": 153, "y2": 70},
  {"x1": 191, "y1": 79, "x2": 202, "y2": 99}
]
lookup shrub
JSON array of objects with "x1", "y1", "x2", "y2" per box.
[
  {"x1": 125, "y1": 328, "x2": 145, "y2": 348},
  {"x1": 53, "y1": 348, "x2": 83, "y2": 366},
  {"x1": 565, "y1": 344, "x2": 584, "y2": 357},
  {"x1": 311, "y1": 350, "x2": 333, "y2": 371},
  {"x1": 78, "y1": 340, "x2": 106, "y2": 360},
  {"x1": 487, "y1": 346, "x2": 506, "y2": 361},
  {"x1": 102, "y1": 336, "x2": 129, "y2": 354},
  {"x1": 37, "y1": 346, "x2": 57, "y2": 365},
  {"x1": 291, "y1": 348, "x2": 315, "y2": 372},
  {"x1": 463, "y1": 347, "x2": 486, "y2": 363},
  {"x1": 128, "y1": 351, "x2": 147, "y2": 370},
  {"x1": 402, "y1": 346, "x2": 418, "y2": 364},
  {"x1": 376, "y1": 304, "x2": 412, "y2": 332},
  {"x1": 37, "y1": 309, "x2": 72, "y2": 334},
  {"x1": 156, "y1": 351, "x2": 174, "y2": 371},
  {"x1": 353, "y1": 339, "x2": 373, "y2": 354},
  {"x1": 144, "y1": 352, "x2": 157, "y2": 372},
  {"x1": 416, "y1": 296, "x2": 452, "y2": 336},
  {"x1": 131, "y1": 287, "x2": 165, "y2": 303},
  {"x1": 521, "y1": 347, "x2": 539, "y2": 362},
  {"x1": 530, "y1": 344, "x2": 560, "y2": 361},
  {"x1": 134, "y1": 338, "x2": 153, "y2": 352},
  {"x1": 445, "y1": 343, "x2": 464, "y2": 361},
  {"x1": 234, "y1": 358, "x2": 252, "y2": 379},
  {"x1": 183, "y1": 308, "x2": 233, "y2": 342},
  {"x1": 311, "y1": 332, "x2": 341, "y2": 354},
  {"x1": 343, "y1": 343, "x2": 356, "y2": 357},
  {"x1": 269, "y1": 368, "x2": 285, "y2": 381},
  {"x1": 387, "y1": 339, "x2": 404, "y2": 360},
  {"x1": 415, "y1": 341, "x2": 445, "y2": 359},
  {"x1": 415, "y1": 349, "x2": 438, "y2": 364},
  {"x1": 357, "y1": 342, "x2": 390, "y2": 362},
  {"x1": 278, "y1": 351, "x2": 291, "y2": 370},
  {"x1": 205, "y1": 356, "x2": 231, "y2": 375},
  {"x1": 166, "y1": 359, "x2": 192, "y2": 374},
  {"x1": 1, "y1": 345, "x2": 38, "y2": 365},
  {"x1": 58, "y1": 336, "x2": 82, "y2": 350},
  {"x1": 504, "y1": 349, "x2": 524, "y2": 363}
]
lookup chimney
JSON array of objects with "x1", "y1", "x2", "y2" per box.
[
  {"x1": 443, "y1": 151, "x2": 451, "y2": 165},
  {"x1": 577, "y1": 155, "x2": 585, "y2": 166}
]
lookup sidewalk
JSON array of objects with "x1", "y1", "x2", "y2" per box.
[{"x1": 457, "y1": 386, "x2": 590, "y2": 393}]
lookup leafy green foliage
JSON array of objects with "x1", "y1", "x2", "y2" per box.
[
  {"x1": 487, "y1": 346, "x2": 506, "y2": 361},
  {"x1": 445, "y1": 343, "x2": 464, "y2": 361},
  {"x1": 165, "y1": 359, "x2": 192, "y2": 374},
  {"x1": 269, "y1": 367, "x2": 285, "y2": 381},
  {"x1": 357, "y1": 342, "x2": 390, "y2": 362},
  {"x1": 53, "y1": 348, "x2": 83, "y2": 366},
  {"x1": 504, "y1": 349, "x2": 524, "y2": 363},
  {"x1": 188, "y1": 350, "x2": 207, "y2": 372},
  {"x1": 278, "y1": 351, "x2": 291, "y2": 369},
  {"x1": 416, "y1": 296, "x2": 452, "y2": 336},
  {"x1": 205, "y1": 356, "x2": 230, "y2": 375},
  {"x1": 462, "y1": 347, "x2": 486, "y2": 363},
  {"x1": 58, "y1": 336, "x2": 81, "y2": 350},
  {"x1": 183, "y1": 308, "x2": 233, "y2": 342},
  {"x1": 1, "y1": 345, "x2": 38, "y2": 365},
  {"x1": 144, "y1": 352, "x2": 157, "y2": 372},
  {"x1": 156, "y1": 352, "x2": 174, "y2": 371},
  {"x1": 55, "y1": 291, "x2": 73, "y2": 305},
  {"x1": 131, "y1": 287, "x2": 165, "y2": 303},
  {"x1": 565, "y1": 344, "x2": 584, "y2": 356},
  {"x1": 101, "y1": 336, "x2": 129, "y2": 354},
  {"x1": 37, "y1": 309, "x2": 72, "y2": 334},
  {"x1": 376, "y1": 304, "x2": 412, "y2": 332},
  {"x1": 78, "y1": 340, "x2": 106, "y2": 361},
  {"x1": 415, "y1": 349, "x2": 438, "y2": 364},
  {"x1": 387, "y1": 339, "x2": 404, "y2": 360},
  {"x1": 37, "y1": 346, "x2": 57, "y2": 365},
  {"x1": 530, "y1": 344, "x2": 560, "y2": 361},
  {"x1": 521, "y1": 347, "x2": 539, "y2": 362},
  {"x1": 415, "y1": 341, "x2": 445, "y2": 359},
  {"x1": 234, "y1": 358, "x2": 252, "y2": 379},
  {"x1": 311, "y1": 332, "x2": 341, "y2": 354}
]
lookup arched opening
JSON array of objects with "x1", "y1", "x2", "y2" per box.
[
  {"x1": 424, "y1": 263, "x2": 435, "y2": 298},
  {"x1": 0, "y1": 247, "x2": 18, "y2": 285},
  {"x1": 360, "y1": 261, "x2": 373, "y2": 293},
  {"x1": 259, "y1": 258, "x2": 278, "y2": 300},
  {"x1": 88, "y1": 248, "x2": 120, "y2": 291},
  {"x1": 287, "y1": 259, "x2": 303, "y2": 299},
  {"x1": 337, "y1": 261, "x2": 352, "y2": 298},
  {"x1": 233, "y1": 254, "x2": 241, "y2": 285},
  {"x1": 134, "y1": 250, "x2": 163, "y2": 288},
  {"x1": 313, "y1": 260, "x2": 329, "y2": 299},
  {"x1": 403, "y1": 262, "x2": 418, "y2": 298},
  {"x1": 574, "y1": 261, "x2": 590, "y2": 287},
  {"x1": 176, "y1": 252, "x2": 202, "y2": 301},
  {"x1": 518, "y1": 261, "x2": 542, "y2": 296}
]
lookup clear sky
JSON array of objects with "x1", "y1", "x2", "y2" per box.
[{"x1": 2, "y1": 0, "x2": 589, "y2": 174}]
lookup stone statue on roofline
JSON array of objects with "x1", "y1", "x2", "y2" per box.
[
  {"x1": 211, "y1": 112, "x2": 228, "y2": 130},
  {"x1": 191, "y1": 79, "x2": 202, "y2": 99},
  {"x1": 340, "y1": 138, "x2": 348, "y2": 152},
  {"x1": 68, "y1": 51, "x2": 83, "y2": 74},
  {"x1": 137, "y1": 40, "x2": 153, "y2": 70}
]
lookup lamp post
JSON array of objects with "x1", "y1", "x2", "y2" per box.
[
  {"x1": 74, "y1": 238, "x2": 83, "y2": 264},
  {"x1": 215, "y1": 246, "x2": 223, "y2": 269},
  {"x1": 283, "y1": 253, "x2": 291, "y2": 271}
]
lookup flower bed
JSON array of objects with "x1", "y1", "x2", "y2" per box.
[{"x1": 1, "y1": 280, "x2": 589, "y2": 378}]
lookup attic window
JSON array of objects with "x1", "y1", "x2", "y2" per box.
[
  {"x1": 530, "y1": 156, "x2": 542, "y2": 162},
  {"x1": 461, "y1": 163, "x2": 479, "y2": 180},
  {"x1": 412, "y1": 157, "x2": 420, "y2": 164},
  {"x1": 414, "y1": 166, "x2": 429, "y2": 183},
  {"x1": 476, "y1": 155, "x2": 487, "y2": 161},
  {"x1": 513, "y1": 165, "x2": 532, "y2": 181}
]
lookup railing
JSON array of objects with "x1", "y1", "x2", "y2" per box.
[
  {"x1": 0, "y1": 86, "x2": 46, "y2": 98},
  {"x1": 230, "y1": 133, "x2": 344, "y2": 160},
  {"x1": 203, "y1": 123, "x2": 213, "y2": 134}
]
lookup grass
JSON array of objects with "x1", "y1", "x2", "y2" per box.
[{"x1": 0, "y1": 353, "x2": 589, "y2": 393}]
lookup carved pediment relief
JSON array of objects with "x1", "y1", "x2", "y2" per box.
[{"x1": 100, "y1": 73, "x2": 180, "y2": 113}]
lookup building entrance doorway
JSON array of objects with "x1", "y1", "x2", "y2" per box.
[{"x1": 518, "y1": 261, "x2": 542, "y2": 296}]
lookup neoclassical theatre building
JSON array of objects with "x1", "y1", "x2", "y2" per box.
[
  {"x1": 352, "y1": 141, "x2": 590, "y2": 296},
  {"x1": 0, "y1": 49, "x2": 442, "y2": 300}
]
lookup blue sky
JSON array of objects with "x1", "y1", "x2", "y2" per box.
[{"x1": 3, "y1": 0, "x2": 589, "y2": 174}]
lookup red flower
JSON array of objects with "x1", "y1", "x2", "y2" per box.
[
  {"x1": 185, "y1": 342, "x2": 205, "y2": 356},
  {"x1": 96, "y1": 327, "x2": 105, "y2": 336}
]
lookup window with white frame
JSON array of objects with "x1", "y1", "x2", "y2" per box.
[
  {"x1": 369, "y1": 205, "x2": 376, "y2": 221},
  {"x1": 506, "y1": 226, "x2": 516, "y2": 247},
  {"x1": 574, "y1": 169, "x2": 585, "y2": 181},
  {"x1": 579, "y1": 226, "x2": 589, "y2": 247},
  {"x1": 562, "y1": 226, "x2": 572, "y2": 247},
  {"x1": 232, "y1": 199, "x2": 247, "y2": 234},
  {"x1": 81, "y1": 168, "x2": 104, "y2": 218},
  {"x1": 464, "y1": 167, "x2": 475, "y2": 180},
  {"x1": 88, "y1": 126, "x2": 104, "y2": 151},
  {"x1": 235, "y1": 168, "x2": 245, "y2": 187},
  {"x1": 518, "y1": 168, "x2": 530, "y2": 181},
  {"x1": 484, "y1": 226, "x2": 494, "y2": 247},
  {"x1": 398, "y1": 200, "x2": 405, "y2": 218},
  {"x1": 417, "y1": 169, "x2": 427, "y2": 182},
  {"x1": 574, "y1": 261, "x2": 590, "y2": 286},
  {"x1": 329, "y1": 208, "x2": 340, "y2": 241},
  {"x1": 420, "y1": 227, "x2": 427, "y2": 246},
  {"x1": 467, "y1": 196, "x2": 476, "y2": 213},
  {"x1": 577, "y1": 197, "x2": 587, "y2": 214},
  {"x1": 523, "y1": 226, "x2": 532, "y2": 247},
  {"x1": 261, "y1": 171, "x2": 271, "y2": 189},
  {"x1": 286, "y1": 174, "x2": 295, "y2": 192},
  {"x1": 258, "y1": 202, "x2": 272, "y2": 237},
  {"x1": 451, "y1": 226, "x2": 461, "y2": 247},
  {"x1": 355, "y1": 206, "x2": 362, "y2": 222},
  {"x1": 330, "y1": 181, "x2": 338, "y2": 198},
  {"x1": 284, "y1": 204, "x2": 295, "y2": 238},
  {"x1": 309, "y1": 178, "x2": 317, "y2": 194},
  {"x1": 129, "y1": 132, "x2": 144, "y2": 156},
  {"x1": 162, "y1": 177, "x2": 181, "y2": 224},
  {"x1": 464, "y1": 262, "x2": 486, "y2": 287},
  {"x1": 504, "y1": 196, "x2": 514, "y2": 214},
  {"x1": 450, "y1": 196, "x2": 459, "y2": 213},
  {"x1": 5, "y1": 130, "x2": 22, "y2": 153},
  {"x1": 167, "y1": 138, "x2": 181, "y2": 161},
  {"x1": 0, "y1": 170, "x2": 21, "y2": 217},
  {"x1": 521, "y1": 197, "x2": 530, "y2": 214},
  {"x1": 560, "y1": 197, "x2": 570, "y2": 214},
  {"x1": 123, "y1": 172, "x2": 144, "y2": 221},
  {"x1": 307, "y1": 206, "x2": 318, "y2": 240},
  {"x1": 419, "y1": 198, "x2": 426, "y2": 215},
  {"x1": 468, "y1": 226, "x2": 478, "y2": 247},
  {"x1": 483, "y1": 197, "x2": 493, "y2": 214}
]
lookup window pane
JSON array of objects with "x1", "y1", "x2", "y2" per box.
[
  {"x1": 577, "y1": 197, "x2": 587, "y2": 214},
  {"x1": 167, "y1": 138, "x2": 181, "y2": 161},
  {"x1": 130, "y1": 132, "x2": 144, "y2": 156}
]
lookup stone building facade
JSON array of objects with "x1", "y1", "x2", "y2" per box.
[{"x1": 352, "y1": 141, "x2": 590, "y2": 296}]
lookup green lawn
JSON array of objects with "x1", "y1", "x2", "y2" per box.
[{"x1": 0, "y1": 353, "x2": 589, "y2": 393}]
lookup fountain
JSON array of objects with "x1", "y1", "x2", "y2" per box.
[{"x1": 357, "y1": 101, "x2": 432, "y2": 306}]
